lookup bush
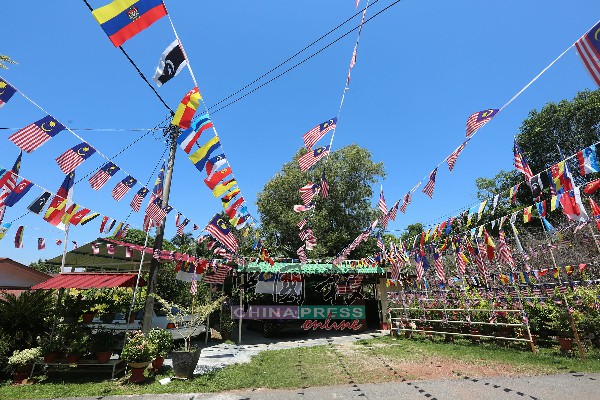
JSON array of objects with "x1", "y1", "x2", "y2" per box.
[
  {"x1": 120, "y1": 331, "x2": 156, "y2": 363},
  {"x1": 91, "y1": 329, "x2": 115, "y2": 352},
  {"x1": 147, "y1": 328, "x2": 173, "y2": 357},
  {"x1": 8, "y1": 348, "x2": 41, "y2": 368}
]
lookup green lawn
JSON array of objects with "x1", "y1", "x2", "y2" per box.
[{"x1": 2, "y1": 335, "x2": 600, "y2": 399}]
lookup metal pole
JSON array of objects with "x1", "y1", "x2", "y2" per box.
[
  {"x1": 238, "y1": 274, "x2": 243, "y2": 344},
  {"x1": 127, "y1": 225, "x2": 151, "y2": 333},
  {"x1": 142, "y1": 125, "x2": 178, "y2": 333}
]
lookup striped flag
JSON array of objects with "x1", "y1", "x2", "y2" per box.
[
  {"x1": 456, "y1": 251, "x2": 467, "y2": 275},
  {"x1": 130, "y1": 187, "x2": 149, "y2": 212},
  {"x1": 465, "y1": 109, "x2": 499, "y2": 138},
  {"x1": 8, "y1": 116, "x2": 65, "y2": 153},
  {"x1": 378, "y1": 186, "x2": 387, "y2": 213},
  {"x1": 298, "y1": 146, "x2": 330, "y2": 172},
  {"x1": 0, "y1": 78, "x2": 17, "y2": 108},
  {"x1": 55, "y1": 143, "x2": 96, "y2": 174},
  {"x1": 433, "y1": 251, "x2": 445, "y2": 282},
  {"x1": 389, "y1": 200, "x2": 399, "y2": 221},
  {"x1": 190, "y1": 273, "x2": 197, "y2": 295},
  {"x1": 320, "y1": 171, "x2": 329, "y2": 197},
  {"x1": 145, "y1": 197, "x2": 168, "y2": 226},
  {"x1": 299, "y1": 183, "x2": 319, "y2": 205},
  {"x1": 205, "y1": 213, "x2": 238, "y2": 253},
  {"x1": 177, "y1": 218, "x2": 190, "y2": 236},
  {"x1": 497, "y1": 230, "x2": 515, "y2": 269},
  {"x1": 575, "y1": 21, "x2": 600, "y2": 86},
  {"x1": 400, "y1": 192, "x2": 411, "y2": 213},
  {"x1": 297, "y1": 218, "x2": 308, "y2": 230},
  {"x1": 14, "y1": 226, "x2": 24, "y2": 248},
  {"x1": 111, "y1": 176, "x2": 137, "y2": 201},
  {"x1": 377, "y1": 233, "x2": 384, "y2": 251},
  {"x1": 203, "y1": 265, "x2": 230, "y2": 284},
  {"x1": 421, "y1": 168, "x2": 437, "y2": 198},
  {"x1": 447, "y1": 142, "x2": 466, "y2": 172},
  {"x1": 513, "y1": 139, "x2": 533, "y2": 181},
  {"x1": 37, "y1": 237, "x2": 45, "y2": 250},
  {"x1": 336, "y1": 275, "x2": 363, "y2": 295},
  {"x1": 302, "y1": 118, "x2": 336, "y2": 149},
  {"x1": 297, "y1": 245, "x2": 307, "y2": 264},
  {"x1": 415, "y1": 257, "x2": 424, "y2": 281},
  {"x1": 293, "y1": 203, "x2": 315, "y2": 212},
  {"x1": 89, "y1": 162, "x2": 120, "y2": 190}
]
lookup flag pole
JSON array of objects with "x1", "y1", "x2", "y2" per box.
[
  {"x1": 127, "y1": 223, "x2": 151, "y2": 333},
  {"x1": 238, "y1": 273, "x2": 243, "y2": 344}
]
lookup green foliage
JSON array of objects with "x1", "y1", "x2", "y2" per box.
[
  {"x1": 0, "y1": 54, "x2": 17, "y2": 69},
  {"x1": 91, "y1": 329, "x2": 115, "y2": 352},
  {"x1": 399, "y1": 223, "x2": 424, "y2": 243},
  {"x1": 147, "y1": 328, "x2": 174, "y2": 357},
  {"x1": 8, "y1": 348, "x2": 41, "y2": 367},
  {"x1": 120, "y1": 331, "x2": 156, "y2": 363},
  {"x1": 39, "y1": 333, "x2": 64, "y2": 354},
  {"x1": 257, "y1": 144, "x2": 385, "y2": 258},
  {"x1": 28, "y1": 259, "x2": 59, "y2": 274},
  {"x1": 0, "y1": 290, "x2": 55, "y2": 350}
]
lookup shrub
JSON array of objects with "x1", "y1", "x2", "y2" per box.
[
  {"x1": 8, "y1": 348, "x2": 41, "y2": 368},
  {"x1": 120, "y1": 331, "x2": 156, "y2": 363},
  {"x1": 147, "y1": 328, "x2": 173, "y2": 357}
]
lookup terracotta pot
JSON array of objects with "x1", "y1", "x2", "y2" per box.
[
  {"x1": 97, "y1": 351, "x2": 112, "y2": 363},
  {"x1": 129, "y1": 313, "x2": 137, "y2": 323},
  {"x1": 12, "y1": 370, "x2": 30, "y2": 385},
  {"x1": 43, "y1": 352, "x2": 60, "y2": 363},
  {"x1": 424, "y1": 326, "x2": 434, "y2": 338},
  {"x1": 152, "y1": 356, "x2": 164, "y2": 369},
  {"x1": 81, "y1": 312, "x2": 95, "y2": 323},
  {"x1": 404, "y1": 330, "x2": 413, "y2": 339},
  {"x1": 128, "y1": 363, "x2": 149, "y2": 383},
  {"x1": 558, "y1": 337, "x2": 573, "y2": 351},
  {"x1": 470, "y1": 329, "x2": 481, "y2": 343},
  {"x1": 66, "y1": 353, "x2": 81, "y2": 363}
]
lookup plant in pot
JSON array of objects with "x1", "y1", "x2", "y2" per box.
[
  {"x1": 66, "y1": 333, "x2": 91, "y2": 363},
  {"x1": 91, "y1": 329, "x2": 115, "y2": 363},
  {"x1": 8, "y1": 347, "x2": 41, "y2": 384},
  {"x1": 550, "y1": 309, "x2": 581, "y2": 353},
  {"x1": 219, "y1": 311, "x2": 235, "y2": 342},
  {"x1": 153, "y1": 294, "x2": 224, "y2": 379},
  {"x1": 120, "y1": 330, "x2": 156, "y2": 383},
  {"x1": 147, "y1": 328, "x2": 174, "y2": 370},
  {"x1": 39, "y1": 333, "x2": 64, "y2": 363}
]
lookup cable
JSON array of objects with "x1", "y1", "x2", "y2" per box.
[{"x1": 209, "y1": 0, "x2": 403, "y2": 115}]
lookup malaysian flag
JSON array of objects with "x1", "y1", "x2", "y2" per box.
[
  {"x1": 204, "y1": 264, "x2": 230, "y2": 284},
  {"x1": 497, "y1": 230, "x2": 515, "y2": 269},
  {"x1": 130, "y1": 187, "x2": 149, "y2": 212},
  {"x1": 0, "y1": 78, "x2": 17, "y2": 108},
  {"x1": 89, "y1": 162, "x2": 120, "y2": 190},
  {"x1": 297, "y1": 245, "x2": 307, "y2": 264},
  {"x1": 421, "y1": 168, "x2": 437, "y2": 198},
  {"x1": 447, "y1": 141, "x2": 467, "y2": 172},
  {"x1": 336, "y1": 275, "x2": 363, "y2": 295},
  {"x1": 111, "y1": 176, "x2": 137, "y2": 201},
  {"x1": 37, "y1": 237, "x2": 45, "y2": 250},
  {"x1": 389, "y1": 200, "x2": 399, "y2": 221},
  {"x1": 293, "y1": 203, "x2": 315, "y2": 212},
  {"x1": 302, "y1": 118, "x2": 336, "y2": 149},
  {"x1": 456, "y1": 251, "x2": 467, "y2": 275},
  {"x1": 190, "y1": 274, "x2": 197, "y2": 295},
  {"x1": 513, "y1": 139, "x2": 534, "y2": 180},
  {"x1": 400, "y1": 192, "x2": 412, "y2": 213},
  {"x1": 107, "y1": 244, "x2": 115, "y2": 255},
  {"x1": 433, "y1": 251, "x2": 445, "y2": 282},
  {"x1": 145, "y1": 197, "x2": 168, "y2": 226},
  {"x1": 177, "y1": 218, "x2": 190, "y2": 236},
  {"x1": 575, "y1": 21, "x2": 600, "y2": 86},
  {"x1": 55, "y1": 143, "x2": 96, "y2": 174},
  {"x1": 465, "y1": 109, "x2": 499, "y2": 138},
  {"x1": 298, "y1": 146, "x2": 330, "y2": 172},
  {"x1": 297, "y1": 218, "x2": 308, "y2": 230},
  {"x1": 0, "y1": 152, "x2": 22, "y2": 223},
  {"x1": 8, "y1": 115, "x2": 65, "y2": 153},
  {"x1": 205, "y1": 213, "x2": 239, "y2": 253},
  {"x1": 378, "y1": 186, "x2": 387, "y2": 213},
  {"x1": 299, "y1": 183, "x2": 319, "y2": 205},
  {"x1": 320, "y1": 171, "x2": 329, "y2": 197},
  {"x1": 415, "y1": 256, "x2": 424, "y2": 281},
  {"x1": 377, "y1": 233, "x2": 385, "y2": 251}
]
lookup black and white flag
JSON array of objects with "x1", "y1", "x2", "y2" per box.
[
  {"x1": 27, "y1": 191, "x2": 51, "y2": 214},
  {"x1": 153, "y1": 39, "x2": 187, "y2": 87}
]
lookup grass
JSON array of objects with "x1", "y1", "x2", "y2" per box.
[{"x1": 2, "y1": 334, "x2": 600, "y2": 398}]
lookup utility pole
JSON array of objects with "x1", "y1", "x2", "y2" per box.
[{"x1": 142, "y1": 124, "x2": 179, "y2": 333}]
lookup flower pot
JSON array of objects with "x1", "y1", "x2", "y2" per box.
[
  {"x1": 81, "y1": 312, "x2": 95, "y2": 323},
  {"x1": 424, "y1": 326, "x2": 434, "y2": 339},
  {"x1": 129, "y1": 313, "x2": 137, "y2": 323},
  {"x1": 127, "y1": 362, "x2": 150, "y2": 383},
  {"x1": 531, "y1": 334, "x2": 538, "y2": 347},
  {"x1": 100, "y1": 312, "x2": 116, "y2": 323},
  {"x1": 96, "y1": 351, "x2": 112, "y2": 363},
  {"x1": 66, "y1": 353, "x2": 81, "y2": 363},
  {"x1": 444, "y1": 333, "x2": 455, "y2": 343},
  {"x1": 558, "y1": 337, "x2": 573, "y2": 352},
  {"x1": 380, "y1": 322, "x2": 390, "y2": 330},
  {"x1": 152, "y1": 356, "x2": 164, "y2": 370},
  {"x1": 470, "y1": 329, "x2": 481, "y2": 344},
  {"x1": 171, "y1": 349, "x2": 201, "y2": 379},
  {"x1": 43, "y1": 352, "x2": 60, "y2": 363},
  {"x1": 12, "y1": 370, "x2": 30, "y2": 385},
  {"x1": 404, "y1": 330, "x2": 413, "y2": 339}
]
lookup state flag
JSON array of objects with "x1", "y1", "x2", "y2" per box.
[
  {"x1": 37, "y1": 237, "x2": 45, "y2": 250},
  {"x1": 4, "y1": 179, "x2": 33, "y2": 207},
  {"x1": 465, "y1": 108, "x2": 499, "y2": 138},
  {"x1": 225, "y1": 197, "x2": 244, "y2": 219},
  {"x1": 27, "y1": 192, "x2": 51, "y2": 214},
  {"x1": 55, "y1": 142, "x2": 96, "y2": 174},
  {"x1": 69, "y1": 207, "x2": 92, "y2": 225},
  {"x1": 176, "y1": 113, "x2": 213, "y2": 153},
  {"x1": 212, "y1": 179, "x2": 236, "y2": 198},
  {"x1": 589, "y1": 197, "x2": 600, "y2": 231},
  {"x1": 43, "y1": 172, "x2": 75, "y2": 230},
  {"x1": 172, "y1": 87, "x2": 202, "y2": 129},
  {"x1": 189, "y1": 136, "x2": 220, "y2": 173},
  {"x1": 89, "y1": 162, "x2": 120, "y2": 190},
  {"x1": 205, "y1": 154, "x2": 226, "y2": 180},
  {"x1": 153, "y1": 39, "x2": 187, "y2": 86},
  {"x1": 298, "y1": 145, "x2": 330, "y2": 172},
  {"x1": 204, "y1": 167, "x2": 232, "y2": 190},
  {"x1": 576, "y1": 145, "x2": 599, "y2": 175},
  {"x1": 80, "y1": 212, "x2": 100, "y2": 225},
  {"x1": 92, "y1": 0, "x2": 168, "y2": 47},
  {"x1": 9, "y1": 116, "x2": 65, "y2": 153},
  {"x1": 221, "y1": 188, "x2": 241, "y2": 208},
  {"x1": 0, "y1": 222, "x2": 11, "y2": 241},
  {"x1": 111, "y1": 176, "x2": 137, "y2": 200},
  {"x1": 0, "y1": 78, "x2": 17, "y2": 108},
  {"x1": 14, "y1": 226, "x2": 24, "y2": 248}
]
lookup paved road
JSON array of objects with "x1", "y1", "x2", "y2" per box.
[{"x1": 47, "y1": 372, "x2": 600, "y2": 400}]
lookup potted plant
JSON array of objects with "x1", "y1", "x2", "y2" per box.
[
  {"x1": 550, "y1": 310, "x2": 578, "y2": 353},
  {"x1": 66, "y1": 333, "x2": 91, "y2": 363},
  {"x1": 153, "y1": 294, "x2": 224, "y2": 379},
  {"x1": 39, "y1": 334, "x2": 63, "y2": 363},
  {"x1": 91, "y1": 329, "x2": 115, "y2": 363},
  {"x1": 147, "y1": 328, "x2": 173, "y2": 369},
  {"x1": 219, "y1": 311, "x2": 235, "y2": 342},
  {"x1": 120, "y1": 330, "x2": 156, "y2": 383},
  {"x1": 8, "y1": 347, "x2": 41, "y2": 384}
]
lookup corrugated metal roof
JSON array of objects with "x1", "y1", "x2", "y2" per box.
[
  {"x1": 31, "y1": 273, "x2": 146, "y2": 289},
  {"x1": 239, "y1": 262, "x2": 384, "y2": 274}
]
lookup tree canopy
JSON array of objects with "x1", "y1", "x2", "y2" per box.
[{"x1": 257, "y1": 144, "x2": 385, "y2": 259}]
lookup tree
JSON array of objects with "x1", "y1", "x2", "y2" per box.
[
  {"x1": 517, "y1": 89, "x2": 600, "y2": 184},
  {"x1": 400, "y1": 223, "x2": 424, "y2": 244},
  {"x1": 256, "y1": 144, "x2": 385, "y2": 259},
  {"x1": 0, "y1": 54, "x2": 17, "y2": 70}
]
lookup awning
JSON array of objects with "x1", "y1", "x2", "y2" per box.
[
  {"x1": 31, "y1": 273, "x2": 146, "y2": 290},
  {"x1": 239, "y1": 262, "x2": 384, "y2": 274}
]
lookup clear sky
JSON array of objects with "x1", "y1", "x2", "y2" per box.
[{"x1": 0, "y1": 0, "x2": 598, "y2": 266}]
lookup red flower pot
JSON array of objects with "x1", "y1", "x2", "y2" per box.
[
  {"x1": 81, "y1": 312, "x2": 95, "y2": 323},
  {"x1": 66, "y1": 353, "x2": 81, "y2": 363},
  {"x1": 43, "y1": 352, "x2": 60, "y2": 363},
  {"x1": 558, "y1": 337, "x2": 573, "y2": 351},
  {"x1": 128, "y1": 361, "x2": 150, "y2": 383},
  {"x1": 152, "y1": 356, "x2": 164, "y2": 370},
  {"x1": 97, "y1": 351, "x2": 112, "y2": 363},
  {"x1": 12, "y1": 370, "x2": 30, "y2": 385}
]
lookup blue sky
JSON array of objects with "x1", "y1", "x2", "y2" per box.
[{"x1": 1, "y1": 0, "x2": 598, "y2": 266}]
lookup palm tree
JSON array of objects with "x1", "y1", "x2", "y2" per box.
[{"x1": 0, "y1": 54, "x2": 17, "y2": 69}]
